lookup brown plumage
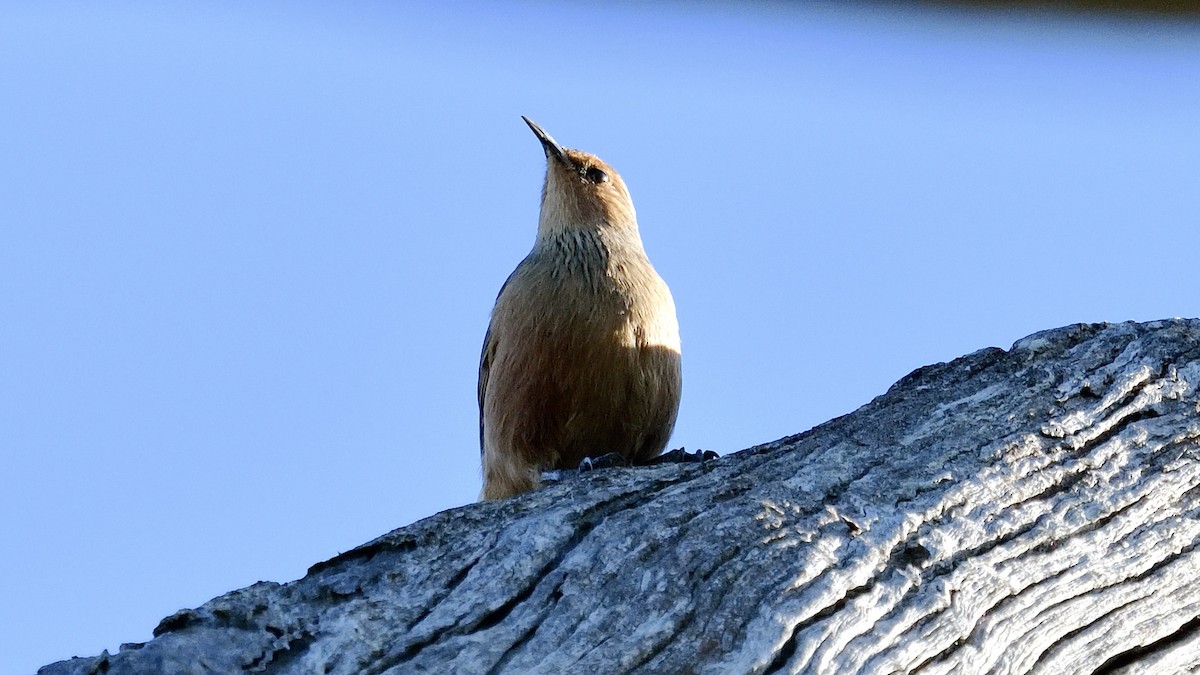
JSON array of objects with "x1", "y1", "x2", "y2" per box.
[{"x1": 477, "y1": 117, "x2": 682, "y2": 500}]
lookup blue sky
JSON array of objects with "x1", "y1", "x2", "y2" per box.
[{"x1": 3, "y1": 2, "x2": 1199, "y2": 671}]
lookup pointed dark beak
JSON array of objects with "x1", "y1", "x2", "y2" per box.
[{"x1": 522, "y1": 116, "x2": 569, "y2": 166}]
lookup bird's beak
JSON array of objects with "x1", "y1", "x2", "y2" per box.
[{"x1": 522, "y1": 116, "x2": 569, "y2": 166}]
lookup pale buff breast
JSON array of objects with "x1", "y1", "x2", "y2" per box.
[{"x1": 481, "y1": 240, "x2": 681, "y2": 489}]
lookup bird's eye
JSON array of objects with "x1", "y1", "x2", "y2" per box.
[{"x1": 584, "y1": 166, "x2": 609, "y2": 184}]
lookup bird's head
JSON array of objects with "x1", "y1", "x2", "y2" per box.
[{"x1": 523, "y1": 116, "x2": 638, "y2": 238}]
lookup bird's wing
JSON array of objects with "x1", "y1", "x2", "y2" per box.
[
  {"x1": 478, "y1": 323, "x2": 497, "y2": 456},
  {"x1": 479, "y1": 263, "x2": 526, "y2": 457}
]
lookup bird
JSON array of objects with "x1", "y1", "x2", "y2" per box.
[{"x1": 477, "y1": 117, "x2": 682, "y2": 500}]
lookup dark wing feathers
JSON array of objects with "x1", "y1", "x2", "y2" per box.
[{"x1": 478, "y1": 324, "x2": 496, "y2": 456}]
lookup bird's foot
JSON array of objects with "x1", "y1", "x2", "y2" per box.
[
  {"x1": 578, "y1": 452, "x2": 630, "y2": 472},
  {"x1": 645, "y1": 447, "x2": 719, "y2": 465}
]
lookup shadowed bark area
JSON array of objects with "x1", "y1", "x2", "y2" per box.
[{"x1": 41, "y1": 320, "x2": 1200, "y2": 674}]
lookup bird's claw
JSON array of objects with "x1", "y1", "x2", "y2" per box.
[
  {"x1": 578, "y1": 452, "x2": 629, "y2": 472},
  {"x1": 646, "y1": 447, "x2": 719, "y2": 465}
]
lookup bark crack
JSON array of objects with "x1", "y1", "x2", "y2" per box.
[
  {"x1": 1093, "y1": 614, "x2": 1200, "y2": 674},
  {"x1": 362, "y1": 480, "x2": 681, "y2": 674}
]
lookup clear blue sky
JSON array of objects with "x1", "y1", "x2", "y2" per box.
[{"x1": 3, "y1": 2, "x2": 1198, "y2": 671}]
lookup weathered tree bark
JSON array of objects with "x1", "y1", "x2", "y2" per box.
[{"x1": 41, "y1": 320, "x2": 1200, "y2": 674}]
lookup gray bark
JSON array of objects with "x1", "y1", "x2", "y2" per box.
[{"x1": 40, "y1": 319, "x2": 1200, "y2": 675}]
